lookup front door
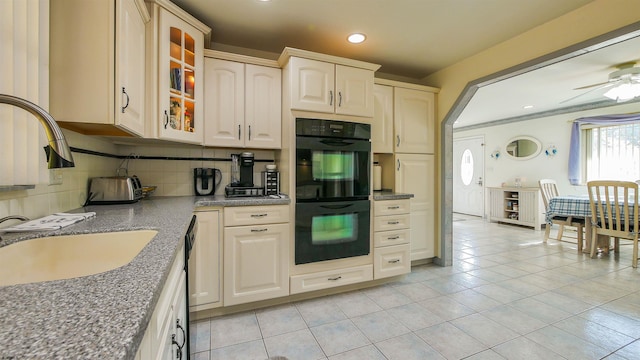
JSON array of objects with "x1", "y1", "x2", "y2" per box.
[{"x1": 453, "y1": 136, "x2": 484, "y2": 216}]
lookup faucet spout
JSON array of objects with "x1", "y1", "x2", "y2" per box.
[{"x1": 0, "y1": 94, "x2": 74, "y2": 168}]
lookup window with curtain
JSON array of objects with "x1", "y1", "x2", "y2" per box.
[{"x1": 584, "y1": 122, "x2": 640, "y2": 181}]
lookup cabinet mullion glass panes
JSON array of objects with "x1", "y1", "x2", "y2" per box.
[{"x1": 168, "y1": 27, "x2": 196, "y2": 133}]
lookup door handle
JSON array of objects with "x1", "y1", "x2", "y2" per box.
[
  {"x1": 477, "y1": 176, "x2": 483, "y2": 186},
  {"x1": 238, "y1": 125, "x2": 241, "y2": 140},
  {"x1": 121, "y1": 87, "x2": 129, "y2": 113},
  {"x1": 329, "y1": 90, "x2": 333, "y2": 106},
  {"x1": 397, "y1": 159, "x2": 400, "y2": 171},
  {"x1": 396, "y1": 135, "x2": 400, "y2": 147}
]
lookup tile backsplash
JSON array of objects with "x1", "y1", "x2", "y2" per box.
[
  {"x1": 117, "y1": 145, "x2": 276, "y2": 197},
  {"x1": 0, "y1": 129, "x2": 277, "y2": 227}
]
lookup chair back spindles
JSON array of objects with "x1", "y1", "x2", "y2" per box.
[{"x1": 586, "y1": 180, "x2": 639, "y2": 267}]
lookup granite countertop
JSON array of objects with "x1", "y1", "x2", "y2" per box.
[
  {"x1": 372, "y1": 190, "x2": 414, "y2": 200},
  {"x1": 0, "y1": 194, "x2": 290, "y2": 359}
]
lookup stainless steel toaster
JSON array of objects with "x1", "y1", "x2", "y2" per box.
[{"x1": 87, "y1": 176, "x2": 143, "y2": 204}]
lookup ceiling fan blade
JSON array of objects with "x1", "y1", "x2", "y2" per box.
[
  {"x1": 560, "y1": 82, "x2": 618, "y2": 104},
  {"x1": 573, "y1": 81, "x2": 611, "y2": 90}
]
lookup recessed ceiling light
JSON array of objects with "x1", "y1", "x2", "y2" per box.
[
  {"x1": 523, "y1": 105, "x2": 534, "y2": 109},
  {"x1": 347, "y1": 33, "x2": 366, "y2": 44}
]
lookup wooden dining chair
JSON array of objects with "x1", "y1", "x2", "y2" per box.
[
  {"x1": 538, "y1": 179, "x2": 585, "y2": 251},
  {"x1": 586, "y1": 180, "x2": 639, "y2": 268}
]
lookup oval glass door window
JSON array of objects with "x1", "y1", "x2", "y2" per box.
[{"x1": 460, "y1": 149, "x2": 474, "y2": 186}]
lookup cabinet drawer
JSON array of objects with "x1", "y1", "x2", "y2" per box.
[
  {"x1": 224, "y1": 205, "x2": 290, "y2": 226},
  {"x1": 290, "y1": 264, "x2": 373, "y2": 295},
  {"x1": 374, "y1": 244, "x2": 410, "y2": 279},
  {"x1": 374, "y1": 199, "x2": 410, "y2": 216},
  {"x1": 374, "y1": 228, "x2": 410, "y2": 247},
  {"x1": 374, "y1": 213, "x2": 410, "y2": 232}
]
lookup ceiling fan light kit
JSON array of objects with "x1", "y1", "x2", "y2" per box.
[{"x1": 603, "y1": 80, "x2": 640, "y2": 102}]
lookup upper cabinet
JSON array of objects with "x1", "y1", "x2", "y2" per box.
[
  {"x1": 204, "y1": 55, "x2": 281, "y2": 149},
  {"x1": 279, "y1": 48, "x2": 380, "y2": 118},
  {"x1": 394, "y1": 87, "x2": 435, "y2": 154},
  {"x1": 50, "y1": 0, "x2": 150, "y2": 136},
  {"x1": 372, "y1": 84, "x2": 394, "y2": 153},
  {"x1": 145, "y1": 0, "x2": 211, "y2": 144}
]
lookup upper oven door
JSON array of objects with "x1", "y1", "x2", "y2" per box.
[{"x1": 296, "y1": 136, "x2": 371, "y2": 201}]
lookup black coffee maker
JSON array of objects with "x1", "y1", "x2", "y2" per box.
[{"x1": 231, "y1": 152, "x2": 254, "y2": 187}]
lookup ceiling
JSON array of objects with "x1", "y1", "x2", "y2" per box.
[{"x1": 172, "y1": 0, "x2": 640, "y2": 128}]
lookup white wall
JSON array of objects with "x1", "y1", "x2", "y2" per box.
[{"x1": 453, "y1": 102, "x2": 640, "y2": 217}]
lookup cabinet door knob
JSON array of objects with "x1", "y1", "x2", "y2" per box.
[
  {"x1": 338, "y1": 91, "x2": 342, "y2": 107},
  {"x1": 251, "y1": 228, "x2": 268, "y2": 233},
  {"x1": 163, "y1": 110, "x2": 169, "y2": 129},
  {"x1": 329, "y1": 90, "x2": 333, "y2": 106},
  {"x1": 388, "y1": 259, "x2": 401, "y2": 264},
  {"x1": 388, "y1": 221, "x2": 400, "y2": 225},
  {"x1": 238, "y1": 124, "x2": 241, "y2": 140},
  {"x1": 250, "y1": 213, "x2": 268, "y2": 218},
  {"x1": 248, "y1": 125, "x2": 251, "y2": 140},
  {"x1": 388, "y1": 235, "x2": 400, "y2": 240},
  {"x1": 397, "y1": 159, "x2": 401, "y2": 171},
  {"x1": 328, "y1": 275, "x2": 342, "y2": 281},
  {"x1": 388, "y1": 205, "x2": 400, "y2": 210},
  {"x1": 397, "y1": 135, "x2": 401, "y2": 147}
]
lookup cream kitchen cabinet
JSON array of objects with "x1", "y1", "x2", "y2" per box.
[
  {"x1": 204, "y1": 57, "x2": 281, "y2": 149},
  {"x1": 283, "y1": 55, "x2": 376, "y2": 117},
  {"x1": 223, "y1": 205, "x2": 290, "y2": 306},
  {"x1": 395, "y1": 154, "x2": 435, "y2": 260},
  {"x1": 189, "y1": 209, "x2": 222, "y2": 311},
  {"x1": 372, "y1": 84, "x2": 394, "y2": 153},
  {"x1": 373, "y1": 198, "x2": 411, "y2": 279},
  {"x1": 135, "y1": 241, "x2": 186, "y2": 360},
  {"x1": 146, "y1": 0, "x2": 210, "y2": 144},
  {"x1": 51, "y1": 0, "x2": 149, "y2": 137},
  {"x1": 394, "y1": 87, "x2": 435, "y2": 154}
]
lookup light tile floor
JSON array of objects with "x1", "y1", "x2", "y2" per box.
[{"x1": 190, "y1": 215, "x2": 640, "y2": 360}]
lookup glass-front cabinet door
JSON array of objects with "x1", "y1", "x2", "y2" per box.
[{"x1": 158, "y1": 8, "x2": 203, "y2": 144}]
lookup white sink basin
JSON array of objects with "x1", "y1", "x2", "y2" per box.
[{"x1": 0, "y1": 230, "x2": 157, "y2": 286}]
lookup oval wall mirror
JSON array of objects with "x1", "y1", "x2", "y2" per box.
[{"x1": 504, "y1": 136, "x2": 542, "y2": 160}]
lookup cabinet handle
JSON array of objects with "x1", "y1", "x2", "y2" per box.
[
  {"x1": 251, "y1": 228, "x2": 268, "y2": 232},
  {"x1": 387, "y1": 205, "x2": 400, "y2": 210},
  {"x1": 388, "y1": 235, "x2": 400, "y2": 240},
  {"x1": 338, "y1": 91, "x2": 342, "y2": 107},
  {"x1": 388, "y1": 221, "x2": 400, "y2": 225},
  {"x1": 397, "y1": 159, "x2": 401, "y2": 171},
  {"x1": 328, "y1": 276, "x2": 342, "y2": 281},
  {"x1": 388, "y1": 259, "x2": 401, "y2": 264},
  {"x1": 248, "y1": 125, "x2": 251, "y2": 140},
  {"x1": 175, "y1": 319, "x2": 186, "y2": 349},
  {"x1": 329, "y1": 90, "x2": 333, "y2": 106},
  {"x1": 163, "y1": 110, "x2": 169, "y2": 129},
  {"x1": 171, "y1": 334, "x2": 183, "y2": 360},
  {"x1": 397, "y1": 135, "x2": 401, "y2": 147},
  {"x1": 121, "y1": 87, "x2": 129, "y2": 113},
  {"x1": 238, "y1": 124, "x2": 241, "y2": 140},
  {"x1": 250, "y1": 213, "x2": 268, "y2": 218}
]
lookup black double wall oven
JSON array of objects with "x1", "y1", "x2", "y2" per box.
[{"x1": 295, "y1": 118, "x2": 371, "y2": 265}]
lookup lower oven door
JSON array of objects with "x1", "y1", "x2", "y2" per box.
[{"x1": 295, "y1": 199, "x2": 370, "y2": 265}]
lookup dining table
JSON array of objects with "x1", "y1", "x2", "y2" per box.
[{"x1": 545, "y1": 194, "x2": 606, "y2": 253}]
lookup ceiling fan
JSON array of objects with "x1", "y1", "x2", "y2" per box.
[{"x1": 561, "y1": 61, "x2": 640, "y2": 104}]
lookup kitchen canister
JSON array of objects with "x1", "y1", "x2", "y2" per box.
[{"x1": 373, "y1": 162, "x2": 382, "y2": 191}]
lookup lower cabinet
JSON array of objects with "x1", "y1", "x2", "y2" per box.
[
  {"x1": 395, "y1": 153, "x2": 435, "y2": 260},
  {"x1": 136, "y1": 243, "x2": 186, "y2": 360},
  {"x1": 373, "y1": 198, "x2": 411, "y2": 279},
  {"x1": 290, "y1": 264, "x2": 373, "y2": 294},
  {"x1": 223, "y1": 205, "x2": 290, "y2": 306},
  {"x1": 189, "y1": 209, "x2": 222, "y2": 311}
]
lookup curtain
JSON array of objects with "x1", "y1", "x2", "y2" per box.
[{"x1": 568, "y1": 113, "x2": 640, "y2": 185}]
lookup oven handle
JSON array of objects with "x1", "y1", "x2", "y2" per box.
[
  {"x1": 319, "y1": 203, "x2": 354, "y2": 210},
  {"x1": 319, "y1": 139, "x2": 354, "y2": 147}
]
